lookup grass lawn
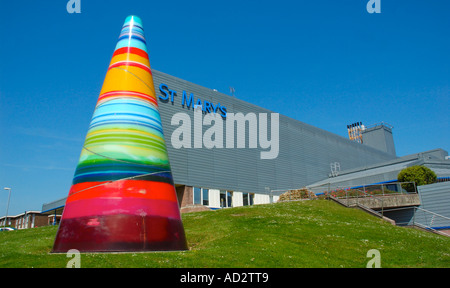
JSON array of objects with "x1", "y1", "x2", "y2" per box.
[{"x1": 0, "y1": 200, "x2": 449, "y2": 268}]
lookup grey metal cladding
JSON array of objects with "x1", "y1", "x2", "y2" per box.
[
  {"x1": 152, "y1": 69, "x2": 396, "y2": 194},
  {"x1": 362, "y1": 126, "x2": 396, "y2": 156},
  {"x1": 42, "y1": 197, "x2": 67, "y2": 213},
  {"x1": 418, "y1": 182, "x2": 450, "y2": 225}
]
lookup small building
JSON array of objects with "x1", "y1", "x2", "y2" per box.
[
  {"x1": 0, "y1": 211, "x2": 48, "y2": 229},
  {"x1": 0, "y1": 216, "x2": 14, "y2": 228}
]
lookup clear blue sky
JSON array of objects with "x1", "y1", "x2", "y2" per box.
[{"x1": 0, "y1": 0, "x2": 448, "y2": 215}]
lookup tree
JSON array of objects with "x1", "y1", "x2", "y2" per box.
[{"x1": 397, "y1": 166, "x2": 437, "y2": 192}]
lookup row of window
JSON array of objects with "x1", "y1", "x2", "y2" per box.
[
  {"x1": 1, "y1": 215, "x2": 35, "y2": 229},
  {"x1": 193, "y1": 187, "x2": 255, "y2": 208}
]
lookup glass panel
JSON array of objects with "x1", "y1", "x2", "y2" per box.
[
  {"x1": 386, "y1": 184, "x2": 399, "y2": 192},
  {"x1": 243, "y1": 193, "x2": 249, "y2": 206},
  {"x1": 227, "y1": 191, "x2": 233, "y2": 207},
  {"x1": 194, "y1": 187, "x2": 201, "y2": 205},
  {"x1": 249, "y1": 193, "x2": 254, "y2": 205},
  {"x1": 220, "y1": 190, "x2": 226, "y2": 208},
  {"x1": 202, "y1": 189, "x2": 209, "y2": 206}
]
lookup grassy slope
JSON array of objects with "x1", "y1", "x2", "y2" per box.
[{"x1": 0, "y1": 200, "x2": 449, "y2": 268}]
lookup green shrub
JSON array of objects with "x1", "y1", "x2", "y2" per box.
[{"x1": 397, "y1": 165, "x2": 437, "y2": 192}]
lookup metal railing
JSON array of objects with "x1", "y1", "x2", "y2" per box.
[
  {"x1": 383, "y1": 206, "x2": 450, "y2": 237},
  {"x1": 308, "y1": 182, "x2": 419, "y2": 216},
  {"x1": 273, "y1": 182, "x2": 417, "y2": 205},
  {"x1": 307, "y1": 182, "x2": 417, "y2": 198}
]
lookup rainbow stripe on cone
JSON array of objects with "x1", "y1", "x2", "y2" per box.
[{"x1": 52, "y1": 16, "x2": 188, "y2": 253}]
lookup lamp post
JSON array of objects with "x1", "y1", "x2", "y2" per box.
[{"x1": 4, "y1": 187, "x2": 11, "y2": 228}]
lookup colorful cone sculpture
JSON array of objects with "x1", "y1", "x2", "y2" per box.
[{"x1": 52, "y1": 15, "x2": 188, "y2": 252}]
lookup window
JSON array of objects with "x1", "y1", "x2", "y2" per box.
[
  {"x1": 227, "y1": 191, "x2": 233, "y2": 207},
  {"x1": 202, "y1": 189, "x2": 209, "y2": 206},
  {"x1": 194, "y1": 187, "x2": 201, "y2": 205},
  {"x1": 243, "y1": 193, "x2": 255, "y2": 206},
  {"x1": 243, "y1": 193, "x2": 249, "y2": 206},
  {"x1": 220, "y1": 190, "x2": 233, "y2": 208},
  {"x1": 194, "y1": 187, "x2": 209, "y2": 206},
  {"x1": 220, "y1": 190, "x2": 226, "y2": 208}
]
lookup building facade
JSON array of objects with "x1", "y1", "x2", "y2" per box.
[
  {"x1": 41, "y1": 69, "x2": 449, "y2": 214},
  {"x1": 0, "y1": 211, "x2": 48, "y2": 229},
  {"x1": 151, "y1": 70, "x2": 397, "y2": 209}
]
